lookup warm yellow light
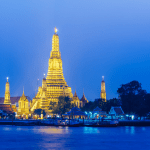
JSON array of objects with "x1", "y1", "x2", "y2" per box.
[{"x1": 54, "y1": 27, "x2": 58, "y2": 33}]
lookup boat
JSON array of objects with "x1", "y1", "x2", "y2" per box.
[
  {"x1": 84, "y1": 119, "x2": 119, "y2": 127},
  {"x1": 41, "y1": 119, "x2": 80, "y2": 127}
]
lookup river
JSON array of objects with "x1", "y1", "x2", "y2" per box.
[{"x1": 0, "y1": 126, "x2": 150, "y2": 150}]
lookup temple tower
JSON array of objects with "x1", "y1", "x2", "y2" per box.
[
  {"x1": 46, "y1": 27, "x2": 73, "y2": 103},
  {"x1": 80, "y1": 89, "x2": 89, "y2": 107},
  {"x1": 4, "y1": 77, "x2": 11, "y2": 104},
  {"x1": 100, "y1": 76, "x2": 106, "y2": 102},
  {"x1": 30, "y1": 28, "x2": 73, "y2": 113},
  {"x1": 72, "y1": 90, "x2": 80, "y2": 108}
]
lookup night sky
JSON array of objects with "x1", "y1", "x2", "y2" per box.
[{"x1": 0, "y1": 1, "x2": 150, "y2": 101}]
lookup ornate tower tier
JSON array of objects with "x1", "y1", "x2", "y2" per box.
[
  {"x1": 46, "y1": 29, "x2": 73, "y2": 101},
  {"x1": 100, "y1": 76, "x2": 106, "y2": 102},
  {"x1": 4, "y1": 77, "x2": 11, "y2": 104},
  {"x1": 30, "y1": 28, "x2": 73, "y2": 113}
]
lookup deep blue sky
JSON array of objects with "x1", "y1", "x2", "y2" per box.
[{"x1": 0, "y1": 1, "x2": 150, "y2": 101}]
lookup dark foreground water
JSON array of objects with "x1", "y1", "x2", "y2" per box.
[{"x1": 0, "y1": 126, "x2": 150, "y2": 150}]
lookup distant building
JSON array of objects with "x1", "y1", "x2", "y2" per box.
[
  {"x1": 100, "y1": 76, "x2": 106, "y2": 102},
  {"x1": 72, "y1": 90, "x2": 81, "y2": 108},
  {"x1": 109, "y1": 106, "x2": 124, "y2": 118},
  {"x1": 18, "y1": 89, "x2": 29, "y2": 116},
  {"x1": 80, "y1": 91, "x2": 89, "y2": 107},
  {"x1": 4, "y1": 78, "x2": 11, "y2": 104},
  {"x1": 93, "y1": 106, "x2": 107, "y2": 118},
  {"x1": 0, "y1": 104, "x2": 15, "y2": 116},
  {"x1": 0, "y1": 79, "x2": 31, "y2": 117}
]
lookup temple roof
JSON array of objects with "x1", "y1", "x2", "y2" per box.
[
  {"x1": 63, "y1": 107, "x2": 87, "y2": 116},
  {"x1": 110, "y1": 106, "x2": 124, "y2": 115},
  {"x1": 73, "y1": 91, "x2": 78, "y2": 97},
  {"x1": 0, "y1": 104, "x2": 14, "y2": 114},
  {"x1": 0, "y1": 96, "x2": 31, "y2": 104},
  {"x1": 80, "y1": 94, "x2": 88, "y2": 102},
  {"x1": 93, "y1": 106, "x2": 102, "y2": 112},
  {"x1": 11, "y1": 104, "x2": 17, "y2": 112}
]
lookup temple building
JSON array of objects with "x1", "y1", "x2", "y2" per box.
[
  {"x1": 100, "y1": 76, "x2": 106, "y2": 102},
  {"x1": 0, "y1": 78, "x2": 17, "y2": 118},
  {"x1": 0, "y1": 79, "x2": 31, "y2": 118},
  {"x1": 30, "y1": 28, "x2": 73, "y2": 113},
  {"x1": 17, "y1": 88, "x2": 29, "y2": 116},
  {"x1": 80, "y1": 90, "x2": 89, "y2": 107},
  {"x1": 72, "y1": 90, "x2": 81, "y2": 108}
]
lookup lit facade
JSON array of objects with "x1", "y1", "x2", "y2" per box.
[
  {"x1": 100, "y1": 76, "x2": 106, "y2": 102},
  {"x1": 72, "y1": 91, "x2": 81, "y2": 108},
  {"x1": 18, "y1": 89, "x2": 29, "y2": 115},
  {"x1": 30, "y1": 28, "x2": 73, "y2": 113},
  {"x1": 4, "y1": 78, "x2": 11, "y2": 104}
]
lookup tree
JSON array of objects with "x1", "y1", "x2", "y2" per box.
[
  {"x1": 117, "y1": 80, "x2": 147, "y2": 116},
  {"x1": 52, "y1": 96, "x2": 74, "y2": 115},
  {"x1": 81, "y1": 98, "x2": 120, "y2": 113},
  {"x1": 34, "y1": 109, "x2": 46, "y2": 117},
  {"x1": 105, "y1": 98, "x2": 121, "y2": 113}
]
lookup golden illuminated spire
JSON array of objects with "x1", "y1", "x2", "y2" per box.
[
  {"x1": 42, "y1": 74, "x2": 46, "y2": 89},
  {"x1": 54, "y1": 27, "x2": 58, "y2": 34},
  {"x1": 46, "y1": 29, "x2": 73, "y2": 98},
  {"x1": 4, "y1": 77, "x2": 11, "y2": 104},
  {"x1": 74, "y1": 86, "x2": 77, "y2": 97},
  {"x1": 22, "y1": 87, "x2": 25, "y2": 97},
  {"x1": 30, "y1": 29, "x2": 73, "y2": 113},
  {"x1": 100, "y1": 76, "x2": 106, "y2": 102}
]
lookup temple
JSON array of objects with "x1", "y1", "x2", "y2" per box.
[
  {"x1": 0, "y1": 28, "x2": 89, "y2": 118},
  {"x1": 0, "y1": 78, "x2": 17, "y2": 118},
  {"x1": 100, "y1": 76, "x2": 106, "y2": 102},
  {"x1": 72, "y1": 90, "x2": 81, "y2": 108},
  {"x1": 80, "y1": 90, "x2": 89, "y2": 107},
  {"x1": 18, "y1": 88, "x2": 29, "y2": 117},
  {"x1": 30, "y1": 28, "x2": 73, "y2": 113}
]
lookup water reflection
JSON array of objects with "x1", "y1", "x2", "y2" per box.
[
  {"x1": 38, "y1": 127, "x2": 64, "y2": 134},
  {"x1": 3, "y1": 127, "x2": 11, "y2": 131},
  {"x1": 125, "y1": 126, "x2": 135, "y2": 134},
  {"x1": 142, "y1": 127, "x2": 145, "y2": 131},
  {"x1": 1, "y1": 126, "x2": 150, "y2": 150},
  {"x1": 84, "y1": 127, "x2": 100, "y2": 134}
]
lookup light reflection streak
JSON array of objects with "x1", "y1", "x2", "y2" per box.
[
  {"x1": 125, "y1": 126, "x2": 135, "y2": 134},
  {"x1": 84, "y1": 127, "x2": 100, "y2": 134}
]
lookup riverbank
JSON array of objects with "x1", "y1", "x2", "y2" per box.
[
  {"x1": 1, "y1": 119, "x2": 150, "y2": 127},
  {"x1": 119, "y1": 120, "x2": 150, "y2": 126}
]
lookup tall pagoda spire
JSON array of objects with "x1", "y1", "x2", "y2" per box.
[
  {"x1": 100, "y1": 76, "x2": 106, "y2": 102},
  {"x1": 30, "y1": 28, "x2": 73, "y2": 113},
  {"x1": 4, "y1": 77, "x2": 11, "y2": 104},
  {"x1": 22, "y1": 86, "x2": 25, "y2": 97},
  {"x1": 46, "y1": 27, "x2": 73, "y2": 100}
]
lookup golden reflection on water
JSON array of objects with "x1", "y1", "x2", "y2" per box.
[{"x1": 38, "y1": 126, "x2": 68, "y2": 134}]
